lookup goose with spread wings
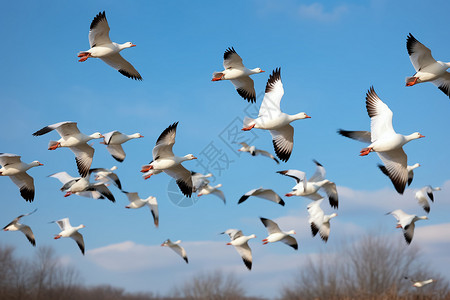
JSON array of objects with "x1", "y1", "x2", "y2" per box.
[
  {"x1": 242, "y1": 68, "x2": 310, "y2": 162},
  {"x1": 123, "y1": 191, "x2": 159, "y2": 227},
  {"x1": 238, "y1": 142, "x2": 279, "y2": 164},
  {"x1": 89, "y1": 166, "x2": 122, "y2": 190},
  {"x1": 278, "y1": 160, "x2": 338, "y2": 209},
  {"x1": 161, "y1": 239, "x2": 188, "y2": 264},
  {"x1": 238, "y1": 188, "x2": 285, "y2": 206},
  {"x1": 221, "y1": 229, "x2": 256, "y2": 270},
  {"x1": 52, "y1": 218, "x2": 86, "y2": 255},
  {"x1": 78, "y1": 11, "x2": 142, "y2": 80},
  {"x1": 0, "y1": 153, "x2": 43, "y2": 202},
  {"x1": 387, "y1": 209, "x2": 428, "y2": 245},
  {"x1": 405, "y1": 33, "x2": 450, "y2": 98},
  {"x1": 307, "y1": 199, "x2": 337, "y2": 242},
  {"x1": 32, "y1": 121, "x2": 103, "y2": 177},
  {"x1": 140, "y1": 122, "x2": 197, "y2": 197},
  {"x1": 338, "y1": 87, "x2": 424, "y2": 194},
  {"x1": 260, "y1": 217, "x2": 298, "y2": 250},
  {"x1": 415, "y1": 185, "x2": 441, "y2": 213},
  {"x1": 212, "y1": 47, "x2": 264, "y2": 102},
  {"x1": 3, "y1": 209, "x2": 37, "y2": 246},
  {"x1": 101, "y1": 131, "x2": 143, "y2": 162}
]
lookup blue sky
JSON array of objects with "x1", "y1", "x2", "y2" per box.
[{"x1": 1, "y1": 0, "x2": 450, "y2": 298}]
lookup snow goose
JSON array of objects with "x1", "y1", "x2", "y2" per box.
[
  {"x1": 307, "y1": 199, "x2": 337, "y2": 242},
  {"x1": 89, "y1": 166, "x2": 122, "y2": 190},
  {"x1": 32, "y1": 121, "x2": 103, "y2": 177},
  {"x1": 238, "y1": 142, "x2": 279, "y2": 164},
  {"x1": 405, "y1": 33, "x2": 450, "y2": 98},
  {"x1": 278, "y1": 160, "x2": 338, "y2": 209},
  {"x1": 387, "y1": 209, "x2": 428, "y2": 244},
  {"x1": 241, "y1": 68, "x2": 310, "y2": 162},
  {"x1": 3, "y1": 209, "x2": 37, "y2": 246},
  {"x1": 197, "y1": 184, "x2": 226, "y2": 204},
  {"x1": 404, "y1": 276, "x2": 435, "y2": 288},
  {"x1": 123, "y1": 191, "x2": 159, "y2": 227},
  {"x1": 415, "y1": 185, "x2": 441, "y2": 213},
  {"x1": 161, "y1": 239, "x2": 188, "y2": 264},
  {"x1": 101, "y1": 131, "x2": 143, "y2": 162},
  {"x1": 238, "y1": 188, "x2": 285, "y2": 206},
  {"x1": 378, "y1": 162, "x2": 420, "y2": 187},
  {"x1": 0, "y1": 153, "x2": 43, "y2": 202},
  {"x1": 52, "y1": 218, "x2": 86, "y2": 255},
  {"x1": 260, "y1": 217, "x2": 297, "y2": 250},
  {"x1": 49, "y1": 171, "x2": 115, "y2": 202},
  {"x1": 78, "y1": 11, "x2": 142, "y2": 80},
  {"x1": 140, "y1": 122, "x2": 197, "y2": 197},
  {"x1": 211, "y1": 47, "x2": 264, "y2": 102},
  {"x1": 221, "y1": 229, "x2": 256, "y2": 270},
  {"x1": 191, "y1": 171, "x2": 213, "y2": 192},
  {"x1": 338, "y1": 87, "x2": 424, "y2": 194}
]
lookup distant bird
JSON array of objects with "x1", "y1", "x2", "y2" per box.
[
  {"x1": 161, "y1": 239, "x2": 188, "y2": 264},
  {"x1": 123, "y1": 191, "x2": 159, "y2": 227},
  {"x1": 32, "y1": 121, "x2": 103, "y2": 177},
  {"x1": 260, "y1": 217, "x2": 297, "y2": 250},
  {"x1": 238, "y1": 142, "x2": 279, "y2": 164},
  {"x1": 78, "y1": 11, "x2": 142, "y2": 80},
  {"x1": 49, "y1": 171, "x2": 115, "y2": 202},
  {"x1": 89, "y1": 166, "x2": 122, "y2": 190},
  {"x1": 242, "y1": 68, "x2": 311, "y2": 162},
  {"x1": 415, "y1": 185, "x2": 441, "y2": 213},
  {"x1": 404, "y1": 276, "x2": 435, "y2": 288},
  {"x1": 238, "y1": 188, "x2": 285, "y2": 206},
  {"x1": 307, "y1": 199, "x2": 337, "y2": 242},
  {"x1": 3, "y1": 209, "x2": 37, "y2": 246},
  {"x1": 140, "y1": 122, "x2": 197, "y2": 197},
  {"x1": 52, "y1": 218, "x2": 86, "y2": 255},
  {"x1": 191, "y1": 171, "x2": 213, "y2": 192},
  {"x1": 278, "y1": 160, "x2": 338, "y2": 209},
  {"x1": 378, "y1": 162, "x2": 420, "y2": 187},
  {"x1": 338, "y1": 87, "x2": 424, "y2": 194},
  {"x1": 405, "y1": 33, "x2": 450, "y2": 98},
  {"x1": 197, "y1": 184, "x2": 226, "y2": 204},
  {"x1": 101, "y1": 131, "x2": 143, "y2": 162},
  {"x1": 221, "y1": 229, "x2": 256, "y2": 270},
  {"x1": 211, "y1": 47, "x2": 264, "y2": 102},
  {"x1": 0, "y1": 153, "x2": 43, "y2": 202},
  {"x1": 387, "y1": 209, "x2": 428, "y2": 244}
]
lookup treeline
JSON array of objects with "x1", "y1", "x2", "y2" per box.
[{"x1": 1, "y1": 234, "x2": 449, "y2": 300}]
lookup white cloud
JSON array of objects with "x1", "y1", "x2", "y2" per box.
[{"x1": 298, "y1": 3, "x2": 349, "y2": 22}]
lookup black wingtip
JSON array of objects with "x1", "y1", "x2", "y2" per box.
[
  {"x1": 406, "y1": 33, "x2": 418, "y2": 56},
  {"x1": 112, "y1": 155, "x2": 125, "y2": 163},
  {"x1": 223, "y1": 47, "x2": 237, "y2": 60},
  {"x1": 243, "y1": 258, "x2": 252, "y2": 270},
  {"x1": 310, "y1": 223, "x2": 319, "y2": 237},
  {"x1": 176, "y1": 179, "x2": 192, "y2": 198},
  {"x1": 90, "y1": 11, "x2": 106, "y2": 30},
  {"x1": 265, "y1": 68, "x2": 281, "y2": 94},
  {"x1": 32, "y1": 126, "x2": 53, "y2": 136},
  {"x1": 237, "y1": 195, "x2": 249, "y2": 204},
  {"x1": 278, "y1": 198, "x2": 285, "y2": 206},
  {"x1": 313, "y1": 159, "x2": 322, "y2": 167},
  {"x1": 156, "y1": 122, "x2": 179, "y2": 145},
  {"x1": 272, "y1": 139, "x2": 291, "y2": 162},
  {"x1": 290, "y1": 242, "x2": 298, "y2": 250},
  {"x1": 236, "y1": 88, "x2": 256, "y2": 103},
  {"x1": 184, "y1": 256, "x2": 189, "y2": 264},
  {"x1": 20, "y1": 187, "x2": 34, "y2": 202}
]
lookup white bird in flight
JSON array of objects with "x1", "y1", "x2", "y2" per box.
[
  {"x1": 387, "y1": 209, "x2": 428, "y2": 244},
  {"x1": 101, "y1": 131, "x2": 143, "y2": 162},
  {"x1": 238, "y1": 142, "x2": 279, "y2": 164},
  {"x1": 221, "y1": 229, "x2": 256, "y2": 270},
  {"x1": 52, "y1": 218, "x2": 86, "y2": 255},
  {"x1": 123, "y1": 191, "x2": 159, "y2": 227},
  {"x1": 161, "y1": 239, "x2": 188, "y2": 264},
  {"x1": 3, "y1": 209, "x2": 37, "y2": 247},
  {"x1": 260, "y1": 217, "x2": 298, "y2": 250}
]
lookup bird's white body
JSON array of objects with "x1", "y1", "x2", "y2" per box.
[{"x1": 0, "y1": 160, "x2": 41, "y2": 176}]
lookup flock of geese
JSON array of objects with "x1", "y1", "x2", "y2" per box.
[{"x1": 1, "y1": 11, "x2": 448, "y2": 283}]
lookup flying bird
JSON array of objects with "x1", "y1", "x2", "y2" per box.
[
  {"x1": 49, "y1": 171, "x2": 115, "y2": 202},
  {"x1": 242, "y1": 68, "x2": 311, "y2": 162},
  {"x1": 405, "y1": 33, "x2": 450, "y2": 98},
  {"x1": 387, "y1": 209, "x2": 428, "y2": 244},
  {"x1": 307, "y1": 199, "x2": 337, "y2": 242},
  {"x1": 260, "y1": 217, "x2": 297, "y2": 250},
  {"x1": 338, "y1": 87, "x2": 424, "y2": 194},
  {"x1": 123, "y1": 191, "x2": 159, "y2": 227},
  {"x1": 3, "y1": 209, "x2": 37, "y2": 246},
  {"x1": 197, "y1": 184, "x2": 226, "y2": 204},
  {"x1": 100, "y1": 131, "x2": 143, "y2": 162},
  {"x1": 278, "y1": 160, "x2": 338, "y2": 209},
  {"x1": 415, "y1": 185, "x2": 441, "y2": 213},
  {"x1": 221, "y1": 229, "x2": 256, "y2": 270},
  {"x1": 211, "y1": 47, "x2": 264, "y2": 102},
  {"x1": 0, "y1": 153, "x2": 43, "y2": 202},
  {"x1": 32, "y1": 121, "x2": 103, "y2": 177},
  {"x1": 52, "y1": 218, "x2": 86, "y2": 255},
  {"x1": 89, "y1": 166, "x2": 122, "y2": 190},
  {"x1": 161, "y1": 239, "x2": 188, "y2": 264},
  {"x1": 78, "y1": 11, "x2": 142, "y2": 80},
  {"x1": 191, "y1": 171, "x2": 213, "y2": 192},
  {"x1": 404, "y1": 276, "x2": 435, "y2": 288},
  {"x1": 140, "y1": 122, "x2": 197, "y2": 197},
  {"x1": 238, "y1": 142, "x2": 279, "y2": 164},
  {"x1": 238, "y1": 188, "x2": 285, "y2": 206}
]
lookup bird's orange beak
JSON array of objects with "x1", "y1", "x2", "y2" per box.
[
  {"x1": 131, "y1": 44, "x2": 136, "y2": 47},
  {"x1": 305, "y1": 114, "x2": 311, "y2": 118},
  {"x1": 419, "y1": 134, "x2": 425, "y2": 138},
  {"x1": 38, "y1": 163, "x2": 44, "y2": 166}
]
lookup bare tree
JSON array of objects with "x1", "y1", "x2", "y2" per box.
[
  {"x1": 280, "y1": 234, "x2": 450, "y2": 300},
  {"x1": 172, "y1": 270, "x2": 248, "y2": 300}
]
